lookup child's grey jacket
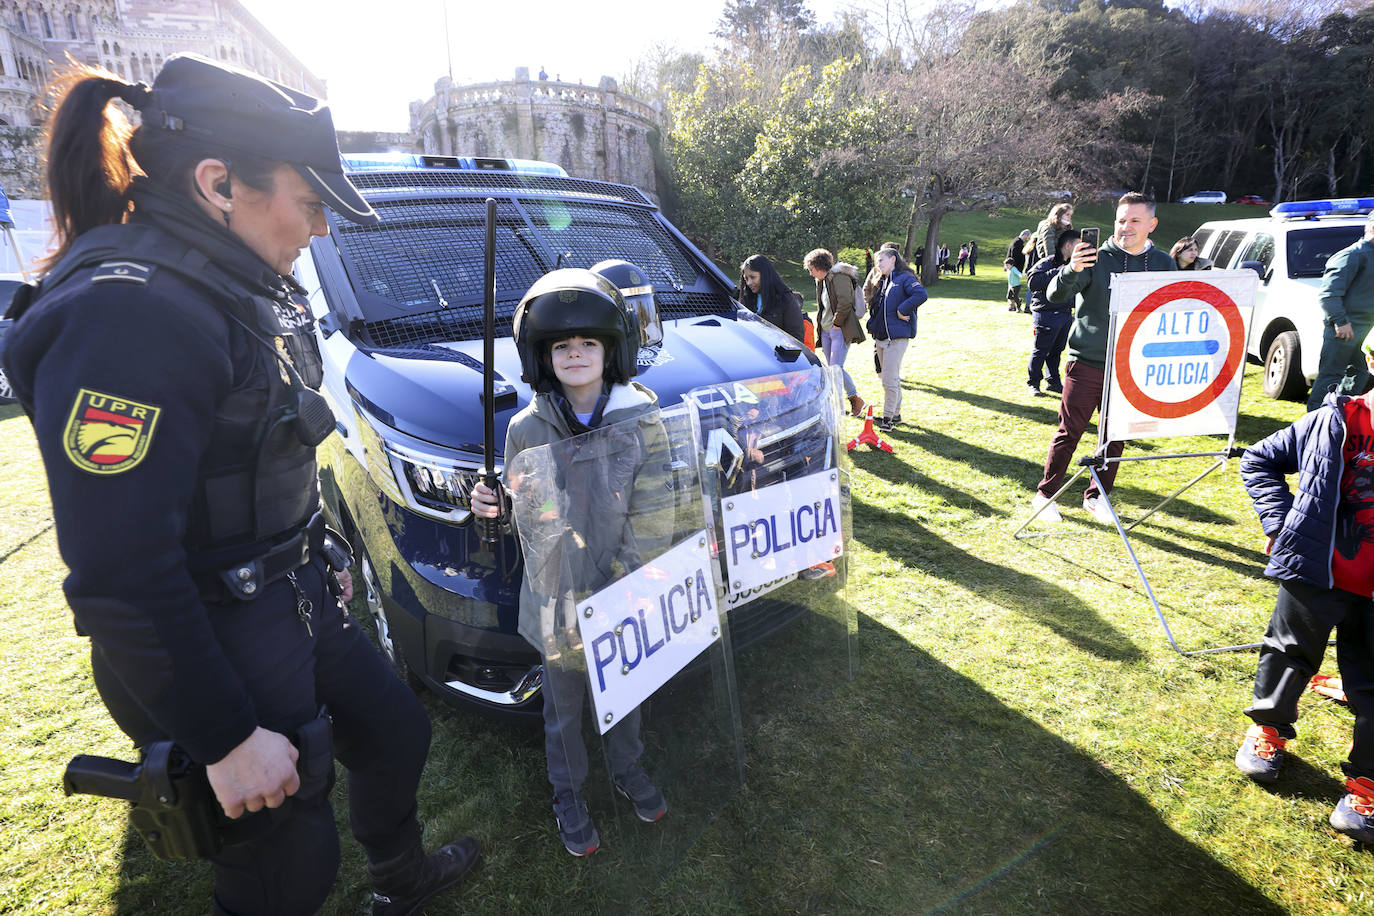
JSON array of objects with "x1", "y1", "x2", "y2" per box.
[{"x1": 504, "y1": 381, "x2": 674, "y2": 648}]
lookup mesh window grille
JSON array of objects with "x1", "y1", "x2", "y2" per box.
[{"x1": 329, "y1": 173, "x2": 735, "y2": 348}]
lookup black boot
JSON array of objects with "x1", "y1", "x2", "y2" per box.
[{"x1": 370, "y1": 837, "x2": 481, "y2": 916}]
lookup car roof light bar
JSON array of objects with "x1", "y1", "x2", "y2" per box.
[
  {"x1": 342, "y1": 153, "x2": 567, "y2": 177},
  {"x1": 1270, "y1": 198, "x2": 1374, "y2": 220}
]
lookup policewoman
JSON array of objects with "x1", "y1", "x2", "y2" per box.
[{"x1": 3, "y1": 56, "x2": 478, "y2": 914}]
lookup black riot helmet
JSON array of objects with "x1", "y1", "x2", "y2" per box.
[
  {"x1": 513, "y1": 268, "x2": 641, "y2": 389},
  {"x1": 591, "y1": 259, "x2": 662, "y2": 349}
]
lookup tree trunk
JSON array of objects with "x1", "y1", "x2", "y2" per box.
[
  {"x1": 923, "y1": 212, "x2": 945, "y2": 287},
  {"x1": 904, "y1": 189, "x2": 922, "y2": 263}
]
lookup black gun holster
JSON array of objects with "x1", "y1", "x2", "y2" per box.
[{"x1": 63, "y1": 710, "x2": 334, "y2": 862}]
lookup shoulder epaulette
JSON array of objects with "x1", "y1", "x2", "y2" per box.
[{"x1": 91, "y1": 260, "x2": 154, "y2": 284}]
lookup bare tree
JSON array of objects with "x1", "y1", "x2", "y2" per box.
[
  {"x1": 866, "y1": 54, "x2": 1150, "y2": 285},
  {"x1": 847, "y1": 0, "x2": 983, "y2": 70}
]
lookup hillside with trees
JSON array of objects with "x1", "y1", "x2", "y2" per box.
[{"x1": 622, "y1": 0, "x2": 1374, "y2": 284}]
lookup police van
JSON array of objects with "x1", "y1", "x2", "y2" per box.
[
  {"x1": 295, "y1": 154, "x2": 828, "y2": 717},
  {"x1": 1190, "y1": 198, "x2": 1371, "y2": 400}
]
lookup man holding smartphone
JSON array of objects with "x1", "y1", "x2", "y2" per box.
[{"x1": 1029, "y1": 192, "x2": 1176, "y2": 524}]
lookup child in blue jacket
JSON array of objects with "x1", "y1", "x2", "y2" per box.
[{"x1": 1237, "y1": 330, "x2": 1374, "y2": 844}]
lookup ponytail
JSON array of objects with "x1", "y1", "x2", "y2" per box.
[
  {"x1": 41, "y1": 63, "x2": 278, "y2": 272},
  {"x1": 42, "y1": 67, "x2": 149, "y2": 269}
]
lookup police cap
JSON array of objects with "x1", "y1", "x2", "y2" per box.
[{"x1": 140, "y1": 54, "x2": 378, "y2": 226}]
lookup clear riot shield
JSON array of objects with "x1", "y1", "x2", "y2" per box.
[
  {"x1": 688, "y1": 366, "x2": 858, "y2": 724},
  {"x1": 506, "y1": 404, "x2": 741, "y2": 900}
]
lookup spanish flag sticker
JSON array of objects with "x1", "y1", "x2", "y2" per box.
[{"x1": 62, "y1": 388, "x2": 161, "y2": 475}]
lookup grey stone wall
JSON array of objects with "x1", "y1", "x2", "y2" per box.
[
  {"x1": 0, "y1": 126, "x2": 45, "y2": 198},
  {"x1": 411, "y1": 75, "x2": 661, "y2": 195}
]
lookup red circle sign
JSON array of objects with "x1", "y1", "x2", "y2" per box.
[{"x1": 1112, "y1": 280, "x2": 1245, "y2": 419}]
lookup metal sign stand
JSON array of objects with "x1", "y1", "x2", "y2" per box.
[
  {"x1": 1014, "y1": 288, "x2": 1261, "y2": 656},
  {"x1": 1015, "y1": 445, "x2": 1254, "y2": 655}
]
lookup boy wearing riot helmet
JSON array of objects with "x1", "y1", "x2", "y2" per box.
[
  {"x1": 3, "y1": 55, "x2": 477, "y2": 914},
  {"x1": 470, "y1": 265, "x2": 668, "y2": 857}
]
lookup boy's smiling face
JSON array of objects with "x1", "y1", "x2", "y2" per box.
[{"x1": 549, "y1": 335, "x2": 605, "y2": 399}]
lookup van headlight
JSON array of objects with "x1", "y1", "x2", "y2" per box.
[{"x1": 355, "y1": 406, "x2": 491, "y2": 525}]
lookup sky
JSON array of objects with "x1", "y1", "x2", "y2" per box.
[{"x1": 237, "y1": 0, "x2": 851, "y2": 132}]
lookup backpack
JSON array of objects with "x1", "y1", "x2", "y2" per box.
[{"x1": 833, "y1": 262, "x2": 865, "y2": 319}]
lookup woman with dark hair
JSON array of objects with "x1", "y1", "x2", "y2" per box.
[
  {"x1": 865, "y1": 246, "x2": 927, "y2": 429},
  {"x1": 739, "y1": 253, "x2": 805, "y2": 342},
  {"x1": 2, "y1": 55, "x2": 477, "y2": 914},
  {"x1": 1171, "y1": 235, "x2": 1213, "y2": 270}
]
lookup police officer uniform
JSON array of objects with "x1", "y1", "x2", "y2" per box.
[{"x1": 3, "y1": 55, "x2": 474, "y2": 915}]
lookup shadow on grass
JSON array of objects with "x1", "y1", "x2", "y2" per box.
[
  {"x1": 1234, "y1": 406, "x2": 1298, "y2": 450},
  {"x1": 853, "y1": 493, "x2": 1144, "y2": 663},
  {"x1": 1265, "y1": 755, "x2": 1347, "y2": 805},
  {"x1": 98, "y1": 615, "x2": 1288, "y2": 915},
  {"x1": 848, "y1": 444, "x2": 1004, "y2": 517},
  {"x1": 1107, "y1": 474, "x2": 1235, "y2": 526},
  {"x1": 0, "y1": 518, "x2": 52, "y2": 564},
  {"x1": 687, "y1": 615, "x2": 1286, "y2": 915},
  {"x1": 911, "y1": 381, "x2": 1056, "y2": 425},
  {"x1": 885, "y1": 424, "x2": 1048, "y2": 488}
]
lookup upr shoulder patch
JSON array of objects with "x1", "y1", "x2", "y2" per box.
[
  {"x1": 62, "y1": 388, "x2": 161, "y2": 475},
  {"x1": 91, "y1": 261, "x2": 153, "y2": 284}
]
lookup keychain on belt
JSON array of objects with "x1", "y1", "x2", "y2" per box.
[{"x1": 285, "y1": 570, "x2": 313, "y2": 636}]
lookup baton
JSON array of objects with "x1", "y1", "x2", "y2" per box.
[{"x1": 479, "y1": 198, "x2": 502, "y2": 547}]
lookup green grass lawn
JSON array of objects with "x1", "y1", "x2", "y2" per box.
[{"x1": 6, "y1": 208, "x2": 1374, "y2": 913}]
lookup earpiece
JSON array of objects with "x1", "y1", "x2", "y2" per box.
[{"x1": 216, "y1": 178, "x2": 232, "y2": 199}]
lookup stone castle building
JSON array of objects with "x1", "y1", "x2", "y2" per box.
[{"x1": 410, "y1": 68, "x2": 661, "y2": 194}]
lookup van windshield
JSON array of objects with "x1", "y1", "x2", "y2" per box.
[
  {"x1": 1288, "y1": 225, "x2": 1364, "y2": 278},
  {"x1": 323, "y1": 181, "x2": 736, "y2": 347}
]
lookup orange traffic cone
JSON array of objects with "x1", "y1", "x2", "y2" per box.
[
  {"x1": 1309, "y1": 674, "x2": 1347, "y2": 703},
  {"x1": 847, "y1": 406, "x2": 893, "y2": 452}
]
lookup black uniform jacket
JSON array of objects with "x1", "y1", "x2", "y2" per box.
[{"x1": 4, "y1": 181, "x2": 315, "y2": 764}]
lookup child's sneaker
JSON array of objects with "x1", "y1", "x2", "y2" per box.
[
  {"x1": 1235, "y1": 724, "x2": 1287, "y2": 783},
  {"x1": 613, "y1": 763, "x2": 667, "y2": 822},
  {"x1": 1331, "y1": 777, "x2": 1374, "y2": 843},
  {"x1": 552, "y1": 793, "x2": 600, "y2": 856},
  {"x1": 800, "y1": 561, "x2": 837, "y2": 580}
]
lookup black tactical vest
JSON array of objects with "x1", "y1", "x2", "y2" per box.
[{"x1": 24, "y1": 224, "x2": 329, "y2": 562}]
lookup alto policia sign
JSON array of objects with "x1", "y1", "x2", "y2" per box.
[{"x1": 1104, "y1": 270, "x2": 1257, "y2": 443}]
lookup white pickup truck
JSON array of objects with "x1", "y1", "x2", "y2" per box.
[{"x1": 1191, "y1": 199, "x2": 1371, "y2": 400}]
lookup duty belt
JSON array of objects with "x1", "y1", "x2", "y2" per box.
[{"x1": 196, "y1": 513, "x2": 327, "y2": 603}]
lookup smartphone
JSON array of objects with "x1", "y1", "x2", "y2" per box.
[{"x1": 1080, "y1": 227, "x2": 1100, "y2": 249}]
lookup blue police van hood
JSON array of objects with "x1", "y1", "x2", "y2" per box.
[{"x1": 344, "y1": 311, "x2": 821, "y2": 456}]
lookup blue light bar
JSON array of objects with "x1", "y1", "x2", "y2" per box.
[
  {"x1": 1270, "y1": 198, "x2": 1374, "y2": 219},
  {"x1": 341, "y1": 153, "x2": 567, "y2": 177}
]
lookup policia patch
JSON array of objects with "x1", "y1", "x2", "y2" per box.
[{"x1": 63, "y1": 388, "x2": 162, "y2": 475}]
